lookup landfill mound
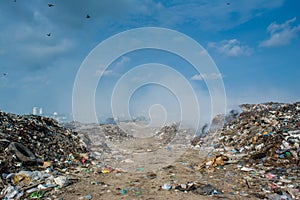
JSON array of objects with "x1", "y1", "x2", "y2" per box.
[
  {"x1": 213, "y1": 102, "x2": 299, "y2": 166},
  {"x1": 193, "y1": 102, "x2": 300, "y2": 199},
  {"x1": 0, "y1": 111, "x2": 88, "y2": 175},
  {"x1": 154, "y1": 123, "x2": 178, "y2": 144},
  {"x1": 63, "y1": 122, "x2": 134, "y2": 144},
  {"x1": 1, "y1": 102, "x2": 299, "y2": 199},
  {"x1": 66, "y1": 122, "x2": 187, "y2": 168}
]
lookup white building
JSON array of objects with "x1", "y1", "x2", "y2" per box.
[
  {"x1": 32, "y1": 107, "x2": 43, "y2": 115},
  {"x1": 39, "y1": 107, "x2": 43, "y2": 115},
  {"x1": 32, "y1": 107, "x2": 38, "y2": 115}
]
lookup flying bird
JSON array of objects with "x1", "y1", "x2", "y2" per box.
[
  {"x1": 226, "y1": 2, "x2": 230, "y2": 5},
  {"x1": 86, "y1": 14, "x2": 91, "y2": 19},
  {"x1": 48, "y1": 3, "x2": 54, "y2": 7},
  {"x1": 46, "y1": 32, "x2": 51, "y2": 37}
]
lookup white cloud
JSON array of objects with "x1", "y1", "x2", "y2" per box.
[
  {"x1": 198, "y1": 49, "x2": 208, "y2": 56},
  {"x1": 260, "y1": 17, "x2": 300, "y2": 47},
  {"x1": 95, "y1": 69, "x2": 115, "y2": 77},
  {"x1": 191, "y1": 73, "x2": 223, "y2": 81},
  {"x1": 146, "y1": 0, "x2": 285, "y2": 31},
  {"x1": 27, "y1": 39, "x2": 75, "y2": 57},
  {"x1": 115, "y1": 56, "x2": 131, "y2": 68},
  {"x1": 208, "y1": 39, "x2": 252, "y2": 57},
  {"x1": 0, "y1": 0, "x2": 283, "y2": 73}
]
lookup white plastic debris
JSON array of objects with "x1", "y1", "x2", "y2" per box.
[
  {"x1": 54, "y1": 176, "x2": 69, "y2": 188},
  {"x1": 1, "y1": 185, "x2": 21, "y2": 199},
  {"x1": 240, "y1": 167, "x2": 255, "y2": 172}
]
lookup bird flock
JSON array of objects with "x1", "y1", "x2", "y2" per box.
[
  {"x1": 2, "y1": 0, "x2": 231, "y2": 77},
  {"x1": 9, "y1": 1, "x2": 232, "y2": 38},
  {"x1": 45, "y1": 2, "x2": 91, "y2": 37},
  {"x1": 12, "y1": 1, "x2": 91, "y2": 37},
  {"x1": 1, "y1": 1, "x2": 92, "y2": 76}
]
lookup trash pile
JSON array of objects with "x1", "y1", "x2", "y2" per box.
[
  {"x1": 215, "y1": 102, "x2": 300, "y2": 166},
  {"x1": 196, "y1": 102, "x2": 300, "y2": 199},
  {"x1": 1, "y1": 170, "x2": 73, "y2": 199},
  {"x1": 1, "y1": 102, "x2": 299, "y2": 199},
  {"x1": 174, "y1": 182, "x2": 222, "y2": 196},
  {"x1": 0, "y1": 111, "x2": 88, "y2": 199},
  {"x1": 191, "y1": 110, "x2": 240, "y2": 146},
  {"x1": 63, "y1": 122, "x2": 135, "y2": 162},
  {"x1": 155, "y1": 123, "x2": 178, "y2": 144},
  {"x1": 102, "y1": 124, "x2": 134, "y2": 142},
  {"x1": 66, "y1": 122, "x2": 134, "y2": 144}
]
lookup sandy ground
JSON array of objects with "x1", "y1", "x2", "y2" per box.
[
  {"x1": 52, "y1": 123, "x2": 259, "y2": 200},
  {"x1": 56, "y1": 149, "x2": 249, "y2": 200}
]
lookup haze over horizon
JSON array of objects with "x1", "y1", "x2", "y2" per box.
[{"x1": 0, "y1": 0, "x2": 300, "y2": 124}]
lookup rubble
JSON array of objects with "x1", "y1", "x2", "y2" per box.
[
  {"x1": 1, "y1": 102, "x2": 299, "y2": 199},
  {"x1": 62, "y1": 122, "x2": 135, "y2": 161},
  {"x1": 65, "y1": 122, "x2": 134, "y2": 144},
  {"x1": 195, "y1": 102, "x2": 300, "y2": 199},
  {"x1": 215, "y1": 102, "x2": 300, "y2": 165},
  {"x1": 174, "y1": 182, "x2": 222, "y2": 196},
  {"x1": 161, "y1": 183, "x2": 172, "y2": 190},
  {"x1": 0, "y1": 110, "x2": 88, "y2": 198},
  {"x1": 154, "y1": 123, "x2": 178, "y2": 144}
]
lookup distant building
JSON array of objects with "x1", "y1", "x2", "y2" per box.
[
  {"x1": 31, "y1": 107, "x2": 71, "y2": 123},
  {"x1": 32, "y1": 107, "x2": 43, "y2": 115},
  {"x1": 39, "y1": 107, "x2": 43, "y2": 115},
  {"x1": 32, "y1": 107, "x2": 38, "y2": 115},
  {"x1": 53, "y1": 113, "x2": 69, "y2": 123}
]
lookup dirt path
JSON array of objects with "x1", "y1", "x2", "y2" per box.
[
  {"x1": 56, "y1": 148, "x2": 257, "y2": 200},
  {"x1": 54, "y1": 123, "x2": 261, "y2": 199}
]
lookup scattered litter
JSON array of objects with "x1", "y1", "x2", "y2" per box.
[
  {"x1": 162, "y1": 183, "x2": 172, "y2": 191},
  {"x1": 193, "y1": 102, "x2": 300, "y2": 199},
  {"x1": 120, "y1": 189, "x2": 127, "y2": 194}
]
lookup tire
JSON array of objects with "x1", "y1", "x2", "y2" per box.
[{"x1": 8, "y1": 142, "x2": 37, "y2": 163}]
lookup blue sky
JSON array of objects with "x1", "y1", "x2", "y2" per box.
[{"x1": 0, "y1": 0, "x2": 300, "y2": 124}]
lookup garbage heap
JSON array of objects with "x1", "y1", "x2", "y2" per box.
[
  {"x1": 198, "y1": 102, "x2": 300, "y2": 199},
  {"x1": 0, "y1": 111, "x2": 88, "y2": 197},
  {"x1": 102, "y1": 124, "x2": 134, "y2": 142},
  {"x1": 155, "y1": 123, "x2": 178, "y2": 144},
  {"x1": 215, "y1": 102, "x2": 299, "y2": 166},
  {"x1": 63, "y1": 123, "x2": 134, "y2": 161}
]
